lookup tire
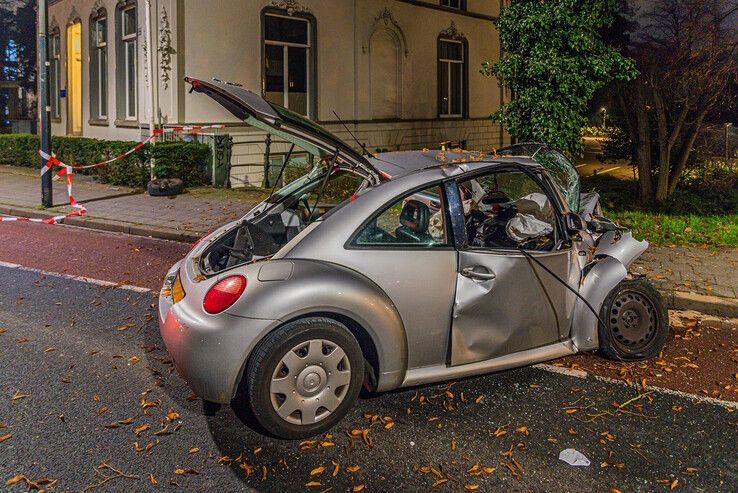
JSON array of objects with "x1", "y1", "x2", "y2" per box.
[
  {"x1": 244, "y1": 317, "x2": 364, "y2": 439},
  {"x1": 147, "y1": 178, "x2": 184, "y2": 197},
  {"x1": 598, "y1": 278, "x2": 669, "y2": 361}
]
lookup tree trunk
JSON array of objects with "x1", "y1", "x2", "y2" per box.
[
  {"x1": 618, "y1": 80, "x2": 653, "y2": 204},
  {"x1": 652, "y1": 89, "x2": 671, "y2": 204},
  {"x1": 667, "y1": 109, "x2": 708, "y2": 196}
]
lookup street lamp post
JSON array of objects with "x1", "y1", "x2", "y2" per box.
[{"x1": 38, "y1": 0, "x2": 52, "y2": 207}]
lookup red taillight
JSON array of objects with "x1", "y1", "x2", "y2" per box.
[{"x1": 203, "y1": 275, "x2": 246, "y2": 314}]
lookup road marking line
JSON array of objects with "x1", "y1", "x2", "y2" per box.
[
  {"x1": 535, "y1": 363, "x2": 738, "y2": 410},
  {"x1": 0, "y1": 260, "x2": 153, "y2": 293},
  {"x1": 599, "y1": 166, "x2": 621, "y2": 175}
]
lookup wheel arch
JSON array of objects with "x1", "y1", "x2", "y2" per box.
[{"x1": 227, "y1": 259, "x2": 408, "y2": 399}]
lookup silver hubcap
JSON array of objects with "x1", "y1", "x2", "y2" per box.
[
  {"x1": 609, "y1": 290, "x2": 656, "y2": 352},
  {"x1": 270, "y1": 339, "x2": 351, "y2": 425}
]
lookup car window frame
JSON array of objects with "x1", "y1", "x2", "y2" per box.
[
  {"x1": 445, "y1": 164, "x2": 571, "y2": 255},
  {"x1": 345, "y1": 181, "x2": 456, "y2": 251}
]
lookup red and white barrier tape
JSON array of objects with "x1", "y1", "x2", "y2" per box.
[{"x1": 1, "y1": 125, "x2": 225, "y2": 225}]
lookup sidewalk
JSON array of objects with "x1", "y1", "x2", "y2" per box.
[
  {"x1": 0, "y1": 165, "x2": 267, "y2": 242},
  {"x1": 1, "y1": 165, "x2": 736, "y2": 316}
]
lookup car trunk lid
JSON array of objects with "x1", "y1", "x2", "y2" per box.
[{"x1": 184, "y1": 76, "x2": 380, "y2": 182}]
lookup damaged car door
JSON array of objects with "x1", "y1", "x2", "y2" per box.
[{"x1": 448, "y1": 167, "x2": 581, "y2": 366}]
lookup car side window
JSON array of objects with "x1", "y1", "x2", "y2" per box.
[
  {"x1": 459, "y1": 170, "x2": 557, "y2": 252},
  {"x1": 352, "y1": 185, "x2": 450, "y2": 247}
]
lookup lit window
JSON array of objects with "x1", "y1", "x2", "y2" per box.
[
  {"x1": 438, "y1": 39, "x2": 466, "y2": 117},
  {"x1": 90, "y1": 13, "x2": 107, "y2": 119},
  {"x1": 263, "y1": 12, "x2": 313, "y2": 117},
  {"x1": 49, "y1": 30, "x2": 61, "y2": 119}
]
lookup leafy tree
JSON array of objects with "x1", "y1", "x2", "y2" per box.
[
  {"x1": 611, "y1": 0, "x2": 738, "y2": 204},
  {"x1": 482, "y1": 0, "x2": 637, "y2": 157}
]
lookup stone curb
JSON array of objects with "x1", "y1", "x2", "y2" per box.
[
  {"x1": 0, "y1": 203, "x2": 202, "y2": 243},
  {"x1": 666, "y1": 290, "x2": 738, "y2": 318}
]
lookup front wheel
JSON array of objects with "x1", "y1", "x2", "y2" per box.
[
  {"x1": 598, "y1": 278, "x2": 669, "y2": 361},
  {"x1": 243, "y1": 317, "x2": 364, "y2": 439}
]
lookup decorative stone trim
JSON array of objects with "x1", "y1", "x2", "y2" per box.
[
  {"x1": 439, "y1": 20, "x2": 466, "y2": 40},
  {"x1": 158, "y1": 5, "x2": 175, "y2": 90},
  {"x1": 364, "y1": 8, "x2": 409, "y2": 57},
  {"x1": 270, "y1": 0, "x2": 312, "y2": 16}
]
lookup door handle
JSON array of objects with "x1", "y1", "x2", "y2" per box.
[{"x1": 461, "y1": 267, "x2": 497, "y2": 281}]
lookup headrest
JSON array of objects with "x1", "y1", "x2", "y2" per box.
[{"x1": 399, "y1": 200, "x2": 430, "y2": 234}]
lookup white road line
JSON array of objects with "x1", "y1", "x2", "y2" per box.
[
  {"x1": 575, "y1": 164, "x2": 588, "y2": 168},
  {"x1": 0, "y1": 260, "x2": 153, "y2": 293},
  {"x1": 599, "y1": 166, "x2": 621, "y2": 175},
  {"x1": 535, "y1": 363, "x2": 738, "y2": 410}
]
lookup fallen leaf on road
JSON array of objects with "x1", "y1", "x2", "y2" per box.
[
  {"x1": 346, "y1": 465, "x2": 361, "y2": 473},
  {"x1": 305, "y1": 480, "x2": 321, "y2": 487},
  {"x1": 148, "y1": 473, "x2": 157, "y2": 485},
  {"x1": 128, "y1": 356, "x2": 140, "y2": 365},
  {"x1": 464, "y1": 485, "x2": 479, "y2": 491},
  {"x1": 310, "y1": 466, "x2": 325, "y2": 476},
  {"x1": 353, "y1": 485, "x2": 365, "y2": 492},
  {"x1": 516, "y1": 425, "x2": 529, "y2": 435},
  {"x1": 118, "y1": 417, "x2": 133, "y2": 425},
  {"x1": 134, "y1": 424, "x2": 150, "y2": 436},
  {"x1": 11, "y1": 391, "x2": 28, "y2": 401},
  {"x1": 140, "y1": 398, "x2": 161, "y2": 409},
  {"x1": 685, "y1": 467, "x2": 697, "y2": 474},
  {"x1": 432, "y1": 478, "x2": 448, "y2": 487},
  {"x1": 0, "y1": 434, "x2": 11, "y2": 443},
  {"x1": 166, "y1": 409, "x2": 180, "y2": 421},
  {"x1": 16, "y1": 337, "x2": 29, "y2": 343},
  {"x1": 332, "y1": 461, "x2": 339, "y2": 477},
  {"x1": 96, "y1": 405, "x2": 109, "y2": 416},
  {"x1": 174, "y1": 468, "x2": 198, "y2": 475},
  {"x1": 189, "y1": 447, "x2": 199, "y2": 454},
  {"x1": 45, "y1": 347, "x2": 56, "y2": 353},
  {"x1": 609, "y1": 487, "x2": 623, "y2": 493},
  {"x1": 253, "y1": 447, "x2": 262, "y2": 454}
]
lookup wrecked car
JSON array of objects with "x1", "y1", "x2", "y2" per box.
[{"x1": 158, "y1": 77, "x2": 668, "y2": 439}]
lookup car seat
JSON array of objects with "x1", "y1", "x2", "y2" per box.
[{"x1": 395, "y1": 200, "x2": 432, "y2": 244}]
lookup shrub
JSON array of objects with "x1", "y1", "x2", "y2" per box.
[{"x1": 0, "y1": 133, "x2": 211, "y2": 188}]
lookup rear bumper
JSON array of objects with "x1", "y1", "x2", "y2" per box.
[{"x1": 158, "y1": 265, "x2": 278, "y2": 403}]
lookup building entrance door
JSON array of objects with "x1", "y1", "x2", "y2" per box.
[{"x1": 66, "y1": 21, "x2": 82, "y2": 135}]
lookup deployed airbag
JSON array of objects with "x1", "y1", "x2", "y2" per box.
[{"x1": 506, "y1": 213, "x2": 554, "y2": 243}]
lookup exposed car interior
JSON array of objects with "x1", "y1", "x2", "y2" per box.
[
  {"x1": 460, "y1": 170, "x2": 557, "y2": 251},
  {"x1": 353, "y1": 185, "x2": 449, "y2": 247},
  {"x1": 201, "y1": 160, "x2": 370, "y2": 274}
]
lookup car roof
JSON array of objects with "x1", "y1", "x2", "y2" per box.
[{"x1": 368, "y1": 150, "x2": 542, "y2": 179}]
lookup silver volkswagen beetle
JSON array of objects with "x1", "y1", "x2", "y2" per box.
[{"x1": 159, "y1": 78, "x2": 668, "y2": 439}]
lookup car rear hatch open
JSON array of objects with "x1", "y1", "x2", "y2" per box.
[{"x1": 184, "y1": 76, "x2": 380, "y2": 183}]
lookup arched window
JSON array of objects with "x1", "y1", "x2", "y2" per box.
[
  {"x1": 49, "y1": 26, "x2": 61, "y2": 119},
  {"x1": 437, "y1": 25, "x2": 468, "y2": 118},
  {"x1": 89, "y1": 7, "x2": 107, "y2": 121},
  {"x1": 261, "y1": 8, "x2": 315, "y2": 118},
  {"x1": 116, "y1": 0, "x2": 137, "y2": 121}
]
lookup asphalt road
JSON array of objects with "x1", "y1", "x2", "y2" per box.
[{"x1": 2, "y1": 265, "x2": 737, "y2": 492}]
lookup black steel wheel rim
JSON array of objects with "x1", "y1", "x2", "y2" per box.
[{"x1": 608, "y1": 289, "x2": 658, "y2": 354}]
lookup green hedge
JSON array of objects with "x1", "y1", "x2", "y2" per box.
[{"x1": 0, "y1": 133, "x2": 211, "y2": 188}]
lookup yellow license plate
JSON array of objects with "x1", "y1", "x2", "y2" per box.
[{"x1": 172, "y1": 273, "x2": 186, "y2": 304}]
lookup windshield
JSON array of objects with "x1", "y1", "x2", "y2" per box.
[{"x1": 497, "y1": 144, "x2": 580, "y2": 212}]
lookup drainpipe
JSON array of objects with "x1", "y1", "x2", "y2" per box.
[{"x1": 145, "y1": 0, "x2": 158, "y2": 179}]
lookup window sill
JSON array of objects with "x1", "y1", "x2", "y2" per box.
[
  {"x1": 88, "y1": 118, "x2": 109, "y2": 127},
  {"x1": 114, "y1": 119, "x2": 139, "y2": 128}
]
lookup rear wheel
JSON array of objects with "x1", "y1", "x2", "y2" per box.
[
  {"x1": 598, "y1": 278, "x2": 669, "y2": 361},
  {"x1": 244, "y1": 317, "x2": 364, "y2": 439}
]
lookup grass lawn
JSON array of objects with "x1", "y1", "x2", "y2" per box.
[{"x1": 581, "y1": 175, "x2": 738, "y2": 248}]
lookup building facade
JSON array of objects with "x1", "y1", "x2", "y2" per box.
[{"x1": 48, "y1": 0, "x2": 509, "y2": 186}]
